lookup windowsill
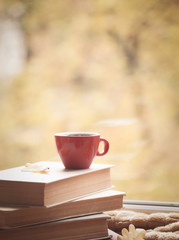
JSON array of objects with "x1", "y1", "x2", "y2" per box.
[{"x1": 123, "y1": 200, "x2": 179, "y2": 213}]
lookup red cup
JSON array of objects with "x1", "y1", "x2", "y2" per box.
[{"x1": 54, "y1": 132, "x2": 109, "y2": 169}]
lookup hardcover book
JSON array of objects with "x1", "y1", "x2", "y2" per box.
[
  {"x1": 0, "y1": 190, "x2": 125, "y2": 229},
  {"x1": 0, "y1": 213, "x2": 111, "y2": 240},
  {"x1": 0, "y1": 161, "x2": 113, "y2": 207}
]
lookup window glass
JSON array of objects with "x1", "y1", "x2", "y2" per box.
[{"x1": 0, "y1": 1, "x2": 178, "y2": 202}]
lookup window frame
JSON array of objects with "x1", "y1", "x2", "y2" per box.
[{"x1": 123, "y1": 199, "x2": 179, "y2": 213}]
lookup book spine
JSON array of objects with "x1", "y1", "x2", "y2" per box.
[
  {"x1": 0, "y1": 212, "x2": 6, "y2": 229},
  {"x1": 0, "y1": 181, "x2": 44, "y2": 206}
]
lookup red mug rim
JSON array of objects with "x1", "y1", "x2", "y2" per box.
[{"x1": 54, "y1": 132, "x2": 100, "y2": 137}]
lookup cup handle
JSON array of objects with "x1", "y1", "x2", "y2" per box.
[{"x1": 96, "y1": 137, "x2": 109, "y2": 156}]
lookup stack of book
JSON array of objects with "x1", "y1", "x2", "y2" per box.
[{"x1": 0, "y1": 161, "x2": 125, "y2": 240}]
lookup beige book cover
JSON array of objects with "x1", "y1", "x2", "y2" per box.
[
  {"x1": 0, "y1": 213, "x2": 110, "y2": 240},
  {"x1": 0, "y1": 161, "x2": 113, "y2": 207},
  {"x1": 0, "y1": 190, "x2": 125, "y2": 229}
]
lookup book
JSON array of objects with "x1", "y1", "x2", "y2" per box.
[
  {"x1": 0, "y1": 190, "x2": 125, "y2": 229},
  {"x1": 0, "y1": 213, "x2": 111, "y2": 240},
  {"x1": 0, "y1": 161, "x2": 113, "y2": 207}
]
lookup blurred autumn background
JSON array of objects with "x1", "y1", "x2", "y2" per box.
[{"x1": 0, "y1": 0, "x2": 178, "y2": 202}]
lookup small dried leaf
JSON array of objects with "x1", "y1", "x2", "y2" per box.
[
  {"x1": 21, "y1": 163, "x2": 50, "y2": 174},
  {"x1": 117, "y1": 224, "x2": 146, "y2": 240},
  {"x1": 122, "y1": 228, "x2": 130, "y2": 238}
]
